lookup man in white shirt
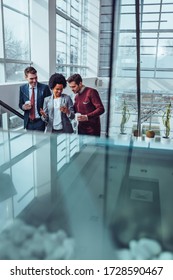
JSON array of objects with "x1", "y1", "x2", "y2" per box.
[{"x1": 19, "y1": 66, "x2": 51, "y2": 131}]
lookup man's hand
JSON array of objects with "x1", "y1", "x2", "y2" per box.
[
  {"x1": 77, "y1": 115, "x2": 88, "y2": 122},
  {"x1": 23, "y1": 103, "x2": 31, "y2": 110}
]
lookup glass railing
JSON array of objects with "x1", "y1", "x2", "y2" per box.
[
  {"x1": 0, "y1": 101, "x2": 24, "y2": 143},
  {"x1": 0, "y1": 128, "x2": 173, "y2": 260}
]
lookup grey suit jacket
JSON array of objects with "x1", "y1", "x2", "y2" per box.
[{"x1": 42, "y1": 93, "x2": 75, "y2": 133}]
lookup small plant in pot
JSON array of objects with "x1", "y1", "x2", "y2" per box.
[
  {"x1": 146, "y1": 129, "x2": 155, "y2": 138},
  {"x1": 120, "y1": 100, "x2": 130, "y2": 135},
  {"x1": 162, "y1": 102, "x2": 171, "y2": 141},
  {"x1": 145, "y1": 128, "x2": 155, "y2": 143}
]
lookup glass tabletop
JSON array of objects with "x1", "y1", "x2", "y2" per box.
[{"x1": 0, "y1": 129, "x2": 173, "y2": 260}]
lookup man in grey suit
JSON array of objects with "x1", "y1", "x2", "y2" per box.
[{"x1": 19, "y1": 66, "x2": 51, "y2": 131}]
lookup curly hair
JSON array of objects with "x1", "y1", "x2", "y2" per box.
[{"x1": 49, "y1": 73, "x2": 67, "y2": 89}]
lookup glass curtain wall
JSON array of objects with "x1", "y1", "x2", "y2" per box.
[
  {"x1": 56, "y1": 0, "x2": 88, "y2": 77},
  {"x1": 0, "y1": 0, "x2": 31, "y2": 82},
  {"x1": 109, "y1": 0, "x2": 173, "y2": 141}
]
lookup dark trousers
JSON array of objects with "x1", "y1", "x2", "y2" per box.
[
  {"x1": 52, "y1": 129, "x2": 63, "y2": 134},
  {"x1": 27, "y1": 118, "x2": 45, "y2": 131}
]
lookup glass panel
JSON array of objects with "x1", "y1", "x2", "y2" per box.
[
  {"x1": 142, "y1": 22, "x2": 159, "y2": 30},
  {"x1": 144, "y1": 0, "x2": 161, "y2": 3},
  {"x1": 110, "y1": 0, "x2": 173, "y2": 142},
  {"x1": 3, "y1": 0, "x2": 28, "y2": 14},
  {"x1": 3, "y1": 7, "x2": 30, "y2": 60},
  {"x1": 141, "y1": 38, "x2": 157, "y2": 46},
  {"x1": 157, "y1": 56, "x2": 173, "y2": 68},
  {"x1": 119, "y1": 33, "x2": 136, "y2": 46},
  {"x1": 142, "y1": 13, "x2": 159, "y2": 22},
  {"x1": 12, "y1": 155, "x2": 35, "y2": 217},
  {"x1": 160, "y1": 13, "x2": 173, "y2": 29},
  {"x1": 80, "y1": 67, "x2": 87, "y2": 77},
  {"x1": 156, "y1": 71, "x2": 173, "y2": 78},
  {"x1": 10, "y1": 133, "x2": 34, "y2": 159},
  {"x1": 56, "y1": 15, "x2": 67, "y2": 64},
  {"x1": 56, "y1": 0, "x2": 88, "y2": 75},
  {"x1": 121, "y1": 0, "x2": 135, "y2": 4},
  {"x1": 161, "y1": 3, "x2": 173, "y2": 12},
  {"x1": 0, "y1": 107, "x2": 23, "y2": 132},
  {"x1": 81, "y1": 31, "x2": 87, "y2": 66},
  {"x1": 143, "y1": 5, "x2": 160, "y2": 13},
  {"x1": 120, "y1": 14, "x2": 136, "y2": 29},
  {"x1": 0, "y1": 170, "x2": 14, "y2": 229},
  {"x1": 141, "y1": 55, "x2": 156, "y2": 68},
  {"x1": 70, "y1": 66, "x2": 78, "y2": 75},
  {"x1": 81, "y1": 0, "x2": 88, "y2": 28},
  {"x1": 70, "y1": 24, "x2": 79, "y2": 64},
  {"x1": 56, "y1": 0, "x2": 67, "y2": 13},
  {"x1": 56, "y1": 65, "x2": 67, "y2": 77},
  {"x1": 71, "y1": 0, "x2": 81, "y2": 22},
  {"x1": 159, "y1": 38, "x2": 173, "y2": 47},
  {"x1": 141, "y1": 70, "x2": 155, "y2": 77},
  {"x1": 0, "y1": 64, "x2": 5, "y2": 83},
  {"x1": 141, "y1": 46, "x2": 157, "y2": 55},
  {"x1": 6, "y1": 63, "x2": 26, "y2": 82},
  {"x1": 0, "y1": 8, "x2": 4, "y2": 58},
  {"x1": 0, "y1": 130, "x2": 173, "y2": 260},
  {"x1": 121, "y1": 4, "x2": 135, "y2": 13}
]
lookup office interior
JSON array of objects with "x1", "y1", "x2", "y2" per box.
[{"x1": 0, "y1": 0, "x2": 173, "y2": 260}]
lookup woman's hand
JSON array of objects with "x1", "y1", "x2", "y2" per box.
[
  {"x1": 60, "y1": 106, "x2": 70, "y2": 115},
  {"x1": 40, "y1": 108, "x2": 46, "y2": 117}
]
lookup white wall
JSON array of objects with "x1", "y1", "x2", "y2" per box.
[
  {"x1": 0, "y1": 83, "x2": 23, "y2": 109},
  {"x1": 30, "y1": 0, "x2": 56, "y2": 81}
]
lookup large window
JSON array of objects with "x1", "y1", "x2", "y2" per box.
[
  {"x1": 109, "y1": 0, "x2": 173, "y2": 139},
  {"x1": 0, "y1": 0, "x2": 31, "y2": 82},
  {"x1": 56, "y1": 0, "x2": 88, "y2": 77},
  {"x1": 117, "y1": 0, "x2": 173, "y2": 79}
]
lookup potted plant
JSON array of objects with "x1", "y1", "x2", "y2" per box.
[
  {"x1": 162, "y1": 102, "x2": 171, "y2": 143},
  {"x1": 146, "y1": 129, "x2": 155, "y2": 138},
  {"x1": 144, "y1": 120, "x2": 156, "y2": 141},
  {"x1": 119, "y1": 100, "x2": 130, "y2": 138}
]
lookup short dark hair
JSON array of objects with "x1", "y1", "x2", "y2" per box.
[
  {"x1": 24, "y1": 66, "x2": 37, "y2": 76},
  {"x1": 67, "y1": 73, "x2": 82, "y2": 85},
  {"x1": 49, "y1": 73, "x2": 67, "y2": 89}
]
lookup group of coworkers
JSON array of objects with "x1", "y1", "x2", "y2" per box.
[{"x1": 19, "y1": 67, "x2": 105, "y2": 136}]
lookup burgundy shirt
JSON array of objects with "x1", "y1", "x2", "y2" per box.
[{"x1": 74, "y1": 87, "x2": 105, "y2": 136}]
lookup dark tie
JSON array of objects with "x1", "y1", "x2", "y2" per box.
[{"x1": 29, "y1": 87, "x2": 35, "y2": 120}]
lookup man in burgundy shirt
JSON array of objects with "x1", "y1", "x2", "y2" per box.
[{"x1": 67, "y1": 74, "x2": 105, "y2": 136}]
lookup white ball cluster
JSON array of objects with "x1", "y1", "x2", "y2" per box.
[
  {"x1": 0, "y1": 219, "x2": 75, "y2": 260},
  {"x1": 115, "y1": 238, "x2": 173, "y2": 260}
]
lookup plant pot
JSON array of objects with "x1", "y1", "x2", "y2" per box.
[
  {"x1": 133, "y1": 129, "x2": 140, "y2": 137},
  {"x1": 161, "y1": 136, "x2": 171, "y2": 144},
  {"x1": 146, "y1": 130, "x2": 155, "y2": 138},
  {"x1": 133, "y1": 130, "x2": 143, "y2": 141},
  {"x1": 118, "y1": 133, "x2": 129, "y2": 141}
]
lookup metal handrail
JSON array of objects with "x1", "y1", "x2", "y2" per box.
[{"x1": 0, "y1": 99, "x2": 24, "y2": 119}]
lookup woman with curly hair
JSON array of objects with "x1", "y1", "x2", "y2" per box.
[{"x1": 40, "y1": 73, "x2": 75, "y2": 133}]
